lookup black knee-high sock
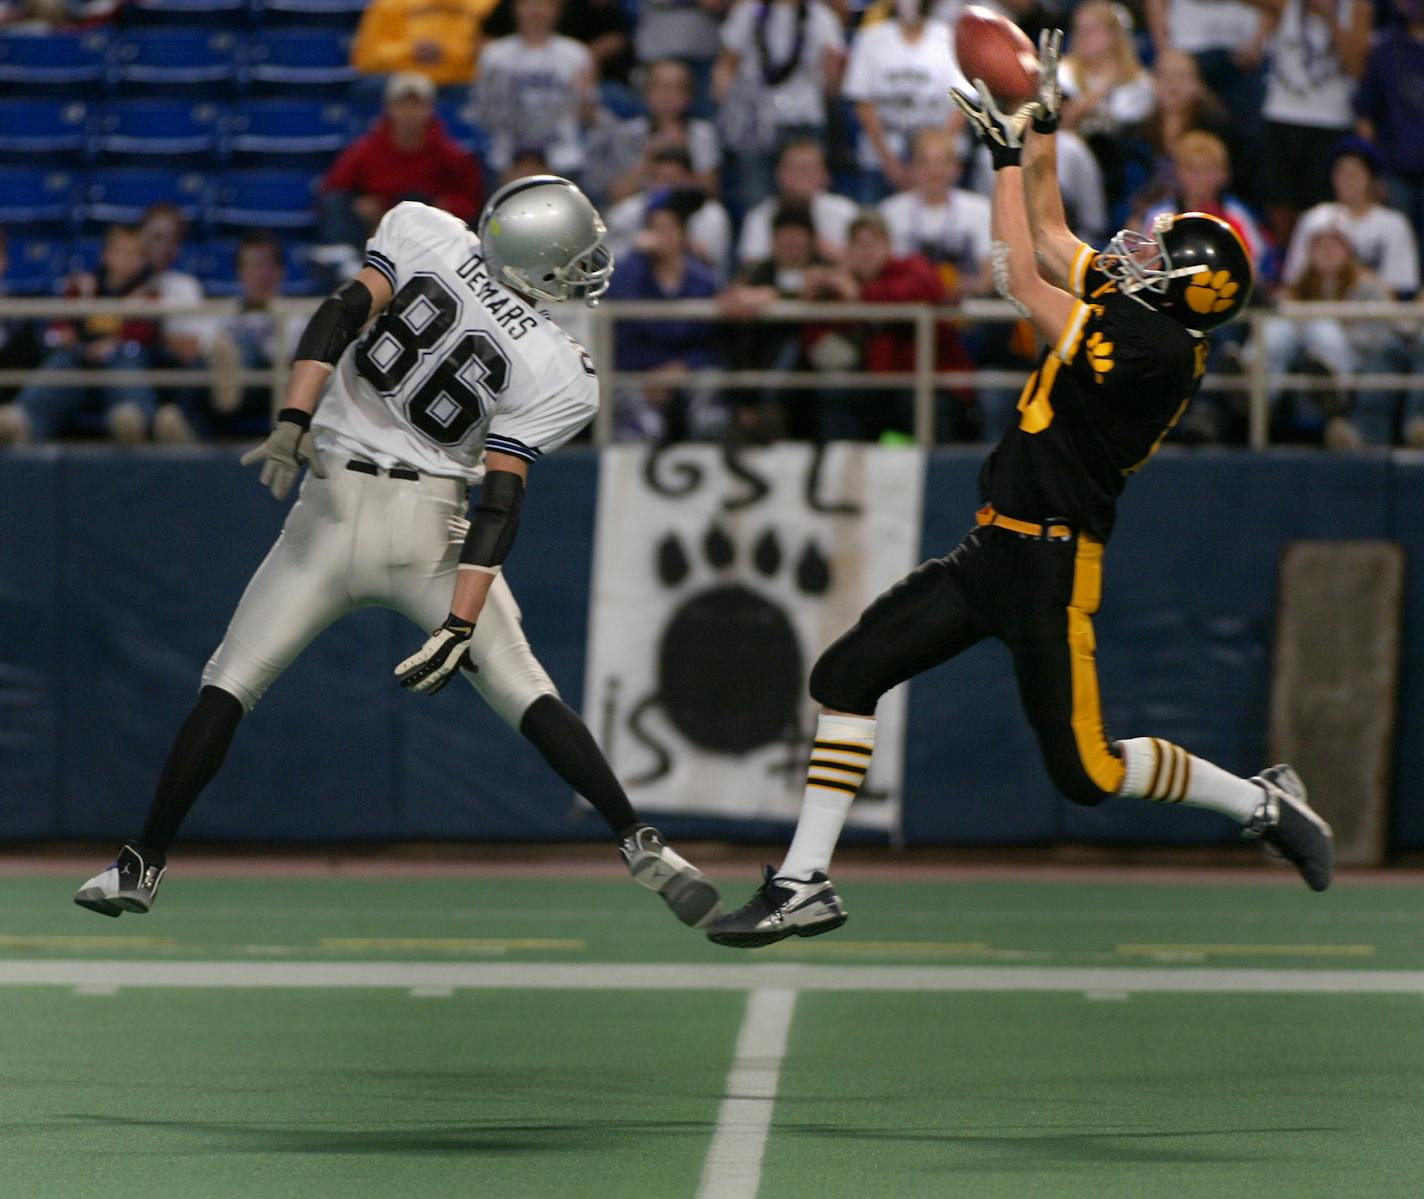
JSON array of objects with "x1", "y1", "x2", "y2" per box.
[
  {"x1": 138, "y1": 686, "x2": 244, "y2": 858},
  {"x1": 519, "y1": 695, "x2": 639, "y2": 838}
]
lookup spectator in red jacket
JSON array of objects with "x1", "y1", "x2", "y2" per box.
[
  {"x1": 803, "y1": 210, "x2": 971, "y2": 441},
  {"x1": 314, "y1": 72, "x2": 485, "y2": 281}
]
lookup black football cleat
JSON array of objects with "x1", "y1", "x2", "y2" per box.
[
  {"x1": 705, "y1": 866, "x2": 848, "y2": 948},
  {"x1": 73, "y1": 843, "x2": 166, "y2": 917},
  {"x1": 1244, "y1": 765, "x2": 1334, "y2": 892},
  {"x1": 619, "y1": 825, "x2": 722, "y2": 928}
]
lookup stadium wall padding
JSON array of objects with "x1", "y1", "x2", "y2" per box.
[{"x1": 2, "y1": 447, "x2": 1421, "y2": 850}]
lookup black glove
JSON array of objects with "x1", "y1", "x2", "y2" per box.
[
  {"x1": 951, "y1": 80, "x2": 1032, "y2": 170},
  {"x1": 394, "y1": 613, "x2": 476, "y2": 695}
]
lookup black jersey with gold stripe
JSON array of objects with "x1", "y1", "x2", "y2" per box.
[{"x1": 978, "y1": 243, "x2": 1209, "y2": 542}]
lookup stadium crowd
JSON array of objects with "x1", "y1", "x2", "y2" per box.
[{"x1": 0, "y1": 0, "x2": 1422, "y2": 447}]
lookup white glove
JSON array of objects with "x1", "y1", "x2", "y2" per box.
[
  {"x1": 395, "y1": 614, "x2": 476, "y2": 695},
  {"x1": 239, "y1": 410, "x2": 327, "y2": 501},
  {"x1": 951, "y1": 80, "x2": 1033, "y2": 170},
  {"x1": 1031, "y1": 29, "x2": 1064, "y2": 133}
]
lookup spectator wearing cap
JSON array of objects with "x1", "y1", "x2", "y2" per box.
[
  {"x1": 351, "y1": 0, "x2": 501, "y2": 97},
  {"x1": 1257, "y1": 0, "x2": 1372, "y2": 251},
  {"x1": 737, "y1": 139, "x2": 859, "y2": 268},
  {"x1": 1283, "y1": 140, "x2": 1419, "y2": 299},
  {"x1": 1355, "y1": 0, "x2": 1424, "y2": 268},
  {"x1": 472, "y1": 0, "x2": 596, "y2": 178},
  {"x1": 583, "y1": 60, "x2": 720, "y2": 205},
  {"x1": 316, "y1": 72, "x2": 485, "y2": 278},
  {"x1": 604, "y1": 145, "x2": 733, "y2": 277},
  {"x1": 713, "y1": 0, "x2": 846, "y2": 214},
  {"x1": 605, "y1": 196, "x2": 724, "y2": 443}
]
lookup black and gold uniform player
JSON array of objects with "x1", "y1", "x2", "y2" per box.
[{"x1": 706, "y1": 34, "x2": 1334, "y2": 948}]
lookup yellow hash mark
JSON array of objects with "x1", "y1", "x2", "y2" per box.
[
  {"x1": 319, "y1": 937, "x2": 585, "y2": 953},
  {"x1": 0, "y1": 934, "x2": 178, "y2": 949},
  {"x1": 1118, "y1": 943, "x2": 1375, "y2": 958}
]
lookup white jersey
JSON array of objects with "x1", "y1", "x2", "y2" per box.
[{"x1": 314, "y1": 202, "x2": 600, "y2": 485}]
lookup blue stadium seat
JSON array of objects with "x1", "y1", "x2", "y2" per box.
[
  {"x1": 81, "y1": 168, "x2": 211, "y2": 228},
  {"x1": 96, "y1": 100, "x2": 223, "y2": 162},
  {"x1": 0, "y1": 31, "x2": 109, "y2": 94},
  {"x1": 225, "y1": 99, "x2": 351, "y2": 164},
  {"x1": 109, "y1": 29, "x2": 240, "y2": 94},
  {"x1": 125, "y1": 0, "x2": 250, "y2": 26},
  {"x1": 0, "y1": 100, "x2": 91, "y2": 163},
  {"x1": 0, "y1": 168, "x2": 79, "y2": 230},
  {"x1": 209, "y1": 169, "x2": 318, "y2": 231},
  {"x1": 255, "y1": 0, "x2": 367, "y2": 27},
  {"x1": 1, "y1": 237, "x2": 71, "y2": 295},
  {"x1": 244, "y1": 29, "x2": 355, "y2": 95},
  {"x1": 436, "y1": 104, "x2": 489, "y2": 160}
]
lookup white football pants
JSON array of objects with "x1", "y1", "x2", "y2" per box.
[{"x1": 202, "y1": 462, "x2": 557, "y2": 726}]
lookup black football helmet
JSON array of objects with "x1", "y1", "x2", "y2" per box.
[{"x1": 1096, "y1": 211, "x2": 1254, "y2": 332}]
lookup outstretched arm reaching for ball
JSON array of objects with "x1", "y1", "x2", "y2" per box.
[
  {"x1": 951, "y1": 79, "x2": 1075, "y2": 347},
  {"x1": 1017, "y1": 31, "x2": 1093, "y2": 292}
]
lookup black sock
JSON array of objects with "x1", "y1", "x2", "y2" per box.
[
  {"x1": 138, "y1": 686, "x2": 244, "y2": 858},
  {"x1": 518, "y1": 695, "x2": 640, "y2": 838}
]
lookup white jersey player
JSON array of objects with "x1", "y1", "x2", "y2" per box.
[{"x1": 74, "y1": 177, "x2": 720, "y2": 929}]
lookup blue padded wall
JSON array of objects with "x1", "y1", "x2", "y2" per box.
[{"x1": 2, "y1": 447, "x2": 1421, "y2": 848}]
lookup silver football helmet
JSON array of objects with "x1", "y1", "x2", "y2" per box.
[{"x1": 477, "y1": 175, "x2": 614, "y2": 307}]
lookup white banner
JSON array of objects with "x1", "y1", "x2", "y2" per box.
[{"x1": 584, "y1": 443, "x2": 926, "y2": 830}]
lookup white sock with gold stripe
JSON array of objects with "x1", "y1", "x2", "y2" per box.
[
  {"x1": 779, "y1": 713, "x2": 876, "y2": 881},
  {"x1": 1116, "y1": 737, "x2": 1262, "y2": 824}
]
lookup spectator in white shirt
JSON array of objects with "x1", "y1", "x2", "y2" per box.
[
  {"x1": 471, "y1": 0, "x2": 595, "y2": 177},
  {"x1": 737, "y1": 138, "x2": 859, "y2": 266},
  {"x1": 714, "y1": 0, "x2": 846, "y2": 213},
  {"x1": 604, "y1": 145, "x2": 734, "y2": 277},
  {"x1": 584, "y1": 59, "x2": 720, "y2": 205},
  {"x1": 878, "y1": 127, "x2": 991, "y2": 298},
  {"x1": 1283, "y1": 140, "x2": 1420, "y2": 298},
  {"x1": 1258, "y1": 0, "x2": 1371, "y2": 250},
  {"x1": 842, "y1": 0, "x2": 967, "y2": 202}
]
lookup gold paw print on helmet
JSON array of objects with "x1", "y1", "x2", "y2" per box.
[
  {"x1": 1186, "y1": 268, "x2": 1239, "y2": 315},
  {"x1": 1086, "y1": 331, "x2": 1114, "y2": 380}
]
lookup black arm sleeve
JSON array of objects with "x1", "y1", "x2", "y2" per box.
[
  {"x1": 459, "y1": 470, "x2": 526, "y2": 568},
  {"x1": 294, "y1": 278, "x2": 374, "y2": 365}
]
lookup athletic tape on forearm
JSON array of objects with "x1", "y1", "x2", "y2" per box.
[
  {"x1": 294, "y1": 279, "x2": 373, "y2": 366},
  {"x1": 991, "y1": 241, "x2": 1033, "y2": 319},
  {"x1": 459, "y1": 470, "x2": 525, "y2": 569}
]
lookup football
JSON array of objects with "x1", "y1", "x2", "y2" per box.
[{"x1": 954, "y1": 6, "x2": 1040, "y2": 108}]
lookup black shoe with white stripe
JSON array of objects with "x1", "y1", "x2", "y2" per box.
[
  {"x1": 1244, "y1": 765, "x2": 1334, "y2": 892},
  {"x1": 705, "y1": 866, "x2": 848, "y2": 948},
  {"x1": 619, "y1": 825, "x2": 722, "y2": 928},
  {"x1": 73, "y1": 843, "x2": 166, "y2": 917}
]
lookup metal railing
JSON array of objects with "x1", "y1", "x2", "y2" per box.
[{"x1": 1, "y1": 296, "x2": 1420, "y2": 449}]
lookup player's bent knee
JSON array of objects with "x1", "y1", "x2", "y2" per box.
[
  {"x1": 464, "y1": 644, "x2": 559, "y2": 729},
  {"x1": 808, "y1": 641, "x2": 881, "y2": 716}
]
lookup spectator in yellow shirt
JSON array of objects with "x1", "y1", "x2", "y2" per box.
[{"x1": 351, "y1": 0, "x2": 501, "y2": 93}]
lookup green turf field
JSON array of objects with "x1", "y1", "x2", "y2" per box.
[{"x1": 3, "y1": 872, "x2": 1422, "y2": 1198}]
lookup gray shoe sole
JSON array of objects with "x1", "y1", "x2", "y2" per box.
[
  {"x1": 707, "y1": 911, "x2": 849, "y2": 949},
  {"x1": 658, "y1": 873, "x2": 723, "y2": 929},
  {"x1": 73, "y1": 889, "x2": 124, "y2": 918}
]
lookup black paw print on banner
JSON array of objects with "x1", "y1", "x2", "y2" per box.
[{"x1": 625, "y1": 524, "x2": 832, "y2": 780}]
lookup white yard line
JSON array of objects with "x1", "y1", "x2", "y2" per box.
[
  {"x1": 0, "y1": 961, "x2": 1422, "y2": 992},
  {"x1": 696, "y1": 988, "x2": 798, "y2": 1199}
]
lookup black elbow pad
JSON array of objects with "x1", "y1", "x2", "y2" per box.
[
  {"x1": 460, "y1": 470, "x2": 525, "y2": 568},
  {"x1": 294, "y1": 279, "x2": 374, "y2": 365}
]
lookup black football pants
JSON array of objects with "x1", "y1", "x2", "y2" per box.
[{"x1": 808, "y1": 524, "x2": 1126, "y2": 805}]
